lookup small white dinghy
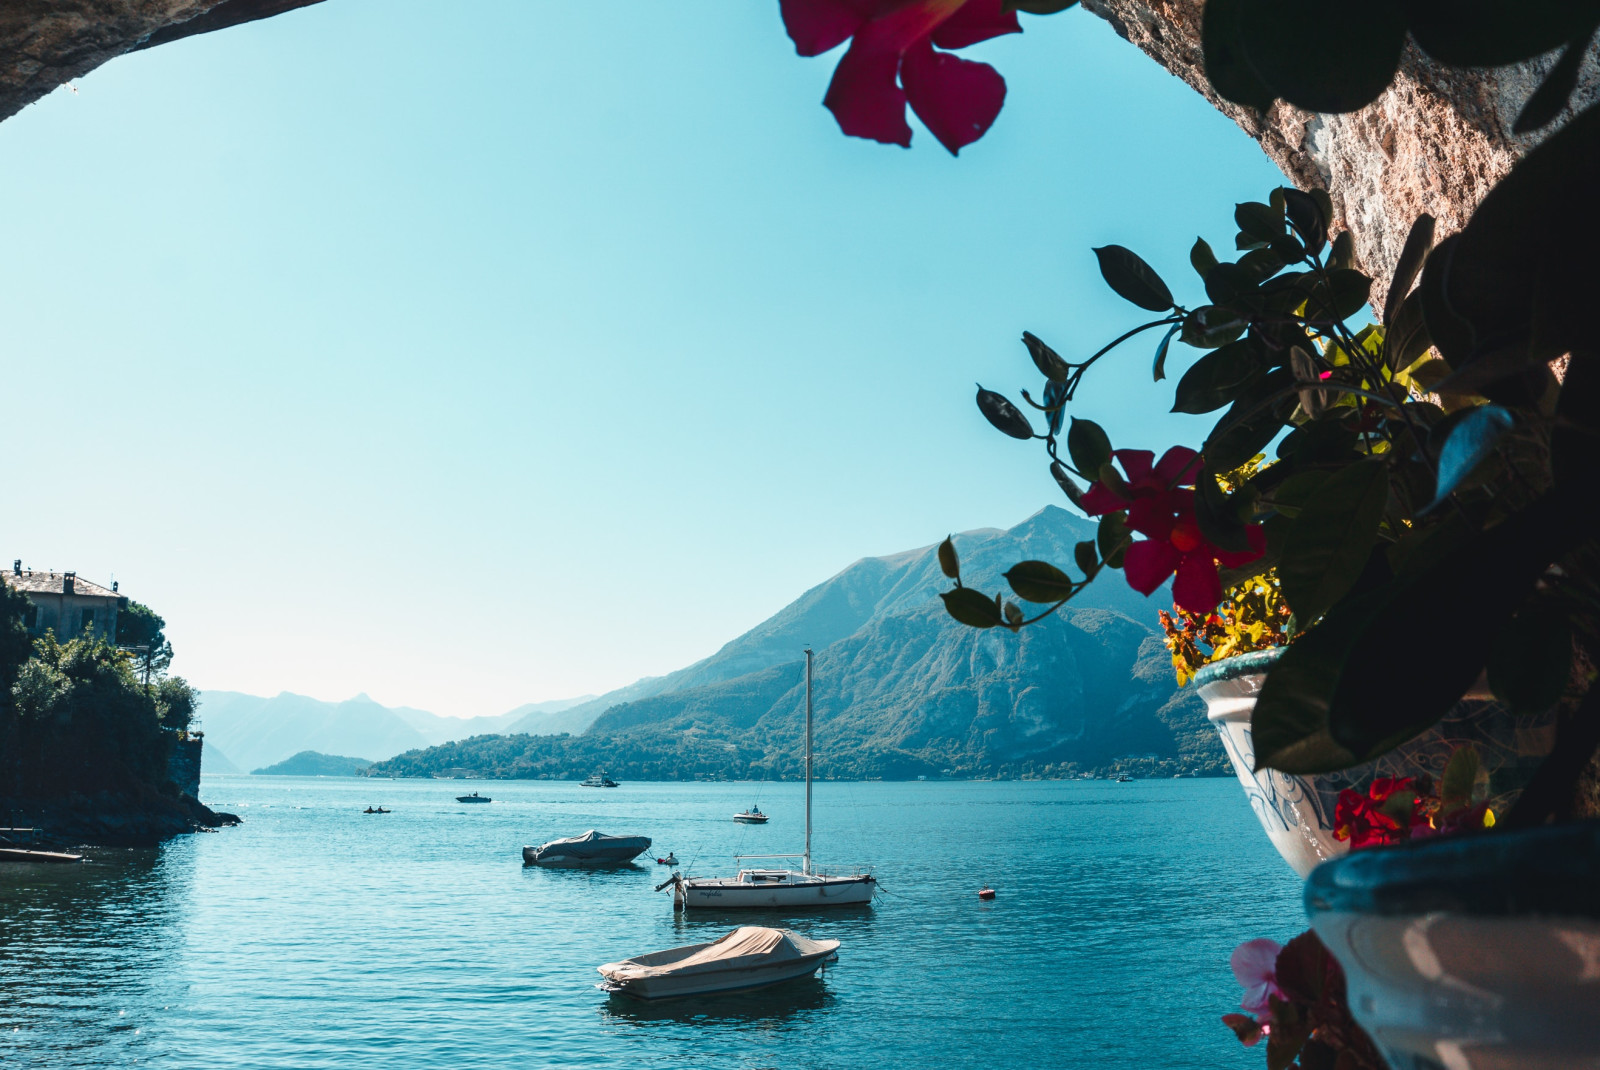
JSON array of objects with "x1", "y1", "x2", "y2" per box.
[{"x1": 596, "y1": 926, "x2": 838, "y2": 1000}]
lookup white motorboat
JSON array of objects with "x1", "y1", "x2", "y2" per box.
[
  {"x1": 523, "y1": 830, "x2": 651, "y2": 867},
  {"x1": 732, "y1": 806, "x2": 769, "y2": 824},
  {"x1": 596, "y1": 926, "x2": 838, "y2": 1000},
  {"x1": 582, "y1": 772, "x2": 619, "y2": 788},
  {"x1": 663, "y1": 649, "x2": 875, "y2": 909}
]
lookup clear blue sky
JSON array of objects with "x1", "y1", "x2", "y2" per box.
[{"x1": 0, "y1": 1, "x2": 1283, "y2": 717}]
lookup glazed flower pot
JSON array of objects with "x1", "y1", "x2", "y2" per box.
[
  {"x1": 1304, "y1": 821, "x2": 1600, "y2": 1070},
  {"x1": 1194, "y1": 648, "x2": 1555, "y2": 877}
]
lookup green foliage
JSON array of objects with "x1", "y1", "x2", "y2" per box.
[
  {"x1": 117, "y1": 600, "x2": 173, "y2": 681},
  {"x1": 0, "y1": 580, "x2": 33, "y2": 697}
]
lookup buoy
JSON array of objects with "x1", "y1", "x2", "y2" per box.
[{"x1": 978, "y1": 886, "x2": 996, "y2": 900}]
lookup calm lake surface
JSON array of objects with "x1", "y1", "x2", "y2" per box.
[{"x1": 1, "y1": 776, "x2": 1304, "y2": 1069}]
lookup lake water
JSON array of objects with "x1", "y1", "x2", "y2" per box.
[{"x1": 1, "y1": 776, "x2": 1305, "y2": 1069}]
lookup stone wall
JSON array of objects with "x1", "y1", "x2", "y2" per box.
[{"x1": 169, "y1": 733, "x2": 203, "y2": 798}]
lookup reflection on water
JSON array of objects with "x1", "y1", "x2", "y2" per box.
[{"x1": 1, "y1": 777, "x2": 1304, "y2": 1069}]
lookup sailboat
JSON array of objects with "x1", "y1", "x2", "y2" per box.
[{"x1": 661, "y1": 648, "x2": 876, "y2": 909}]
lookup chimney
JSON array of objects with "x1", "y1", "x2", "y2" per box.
[
  {"x1": 112, "y1": 581, "x2": 118, "y2": 593},
  {"x1": 11, "y1": 560, "x2": 18, "y2": 576},
  {"x1": 63, "y1": 572, "x2": 75, "y2": 595}
]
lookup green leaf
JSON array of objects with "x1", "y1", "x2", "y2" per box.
[
  {"x1": 1190, "y1": 236, "x2": 1219, "y2": 280},
  {"x1": 1180, "y1": 305, "x2": 1247, "y2": 349},
  {"x1": 1289, "y1": 345, "x2": 1331, "y2": 420},
  {"x1": 940, "y1": 587, "x2": 1003, "y2": 629},
  {"x1": 1308, "y1": 269, "x2": 1373, "y2": 322},
  {"x1": 1203, "y1": 367, "x2": 1293, "y2": 472},
  {"x1": 1022, "y1": 331, "x2": 1070, "y2": 383},
  {"x1": 1488, "y1": 601, "x2": 1572, "y2": 714},
  {"x1": 975, "y1": 385, "x2": 1034, "y2": 440},
  {"x1": 1384, "y1": 214, "x2": 1436, "y2": 326},
  {"x1": 1194, "y1": 468, "x2": 1253, "y2": 553},
  {"x1": 1002, "y1": 0, "x2": 1078, "y2": 12},
  {"x1": 1326, "y1": 232, "x2": 1356, "y2": 274},
  {"x1": 1408, "y1": 1, "x2": 1594, "y2": 66},
  {"x1": 1281, "y1": 187, "x2": 1327, "y2": 256},
  {"x1": 1003, "y1": 601, "x2": 1024, "y2": 627},
  {"x1": 1204, "y1": 261, "x2": 1259, "y2": 308},
  {"x1": 1263, "y1": 470, "x2": 1331, "y2": 519},
  {"x1": 1237, "y1": 246, "x2": 1285, "y2": 285},
  {"x1": 1073, "y1": 540, "x2": 1098, "y2": 577},
  {"x1": 1201, "y1": 0, "x2": 1275, "y2": 109},
  {"x1": 1151, "y1": 323, "x2": 1181, "y2": 382},
  {"x1": 1172, "y1": 339, "x2": 1263, "y2": 415},
  {"x1": 1385, "y1": 290, "x2": 1433, "y2": 372},
  {"x1": 1092, "y1": 245, "x2": 1175, "y2": 312},
  {"x1": 1097, "y1": 512, "x2": 1130, "y2": 569},
  {"x1": 1066, "y1": 417, "x2": 1112, "y2": 477},
  {"x1": 1234, "y1": 201, "x2": 1283, "y2": 245},
  {"x1": 937, "y1": 536, "x2": 960, "y2": 580},
  {"x1": 1439, "y1": 745, "x2": 1480, "y2": 815},
  {"x1": 1236, "y1": 0, "x2": 1407, "y2": 113},
  {"x1": 1278, "y1": 459, "x2": 1388, "y2": 623},
  {"x1": 1429, "y1": 404, "x2": 1513, "y2": 509},
  {"x1": 1050, "y1": 461, "x2": 1086, "y2": 509},
  {"x1": 1004, "y1": 560, "x2": 1074, "y2": 603}
]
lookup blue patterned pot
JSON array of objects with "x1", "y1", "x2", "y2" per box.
[{"x1": 1195, "y1": 649, "x2": 1555, "y2": 877}]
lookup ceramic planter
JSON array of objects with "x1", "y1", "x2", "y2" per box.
[
  {"x1": 1305, "y1": 821, "x2": 1600, "y2": 1070},
  {"x1": 1194, "y1": 648, "x2": 1555, "y2": 877}
]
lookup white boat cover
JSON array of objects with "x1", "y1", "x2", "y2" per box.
[{"x1": 601, "y1": 927, "x2": 837, "y2": 983}]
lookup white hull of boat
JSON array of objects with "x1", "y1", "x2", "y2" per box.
[
  {"x1": 732, "y1": 815, "x2": 769, "y2": 824},
  {"x1": 676, "y1": 876, "x2": 876, "y2": 909},
  {"x1": 601, "y1": 951, "x2": 834, "y2": 999}
]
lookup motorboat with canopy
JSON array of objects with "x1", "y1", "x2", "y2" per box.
[
  {"x1": 523, "y1": 830, "x2": 651, "y2": 867},
  {"x1": 596, "y1": 926, "x2": 838, "y2": 1000}
]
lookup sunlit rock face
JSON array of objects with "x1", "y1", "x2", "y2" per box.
[
  {"x1": 1081, "y1": 0, "x2": 1600, "y2": 310},
  {"x1": 0, "y1": 0, "x2": 323, "y2": 123}
]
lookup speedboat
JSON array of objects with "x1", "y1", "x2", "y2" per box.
[
  {"x1": 733, "y1": 806, "x2": 769, "y2": 824},
  {"x1": 523, "y1": 830, "x2": 651, "y2": 867},
  {"x1": 1115, "y1": 774, "x2": 1133, "y2": 783},
  {"x1": 457, "y1": 792, "x2": 492, "y2": 803},
  {"x1": 582, "y1": 772, "x2": 619, "y2": 788},
  {"x1": 656, "y1": 853, "x2": 678, "y2": 866},
  {"x1": 596, "y1": 926, "x2": 838, "y2": 1000}
]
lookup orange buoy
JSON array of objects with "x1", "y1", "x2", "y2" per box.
[{"x1": 978, "y1": 886, "x2": 996, "y2": 900}]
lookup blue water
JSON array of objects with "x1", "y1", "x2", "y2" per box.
[{"x1": 1, "y1": 777, "x2": 1304, "y2": 1068}]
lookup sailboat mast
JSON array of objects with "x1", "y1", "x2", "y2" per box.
[{"x1": 804, "y1": 646, "x2": 813, "y2": 877}]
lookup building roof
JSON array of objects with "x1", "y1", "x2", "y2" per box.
[{"x1": 2, "y1": 571, "x2": 119, "y2": 598}]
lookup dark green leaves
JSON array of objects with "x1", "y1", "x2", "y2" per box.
[
  {"x1": 1230, "y1": 0, "x2": 1409, "y2": 113},
  {"x1": 1022, "y1": 331, "x2": 1070, "y2": 383},
  {"x1": 1281, "y1": 187, "x2": 1327, "y2": 255},
  {"x1": 1180, "y1": 305, "x2": 1247, "y2": 349},
  {"x1": 1004, "y1": 560, "x2": 1075, "y2": 603},
  {"x1": 1408, "y1": 0, "x2": 1596, "y2": 67},
  {"x1": 1385, "y1": 214, "x2": 1436, "y2": 325},
  {"x1": 1194, "y1": 468, "x2": 1254, "y2": 553},
  {"x1": 1050, "y1": 461, "x2": 1086, "y2": 509},
  {"x1": 1307, "y1": 269, "x2": 1372, "y2": 322},
  {"x1": 1172, "y1": 339, "x2": 1262, "y2": 414},
  {"x1": 1190, "y1": 237, "x2": 1219, "y2": 280},
  {"x1": 1201, "y1": 0, "x2": 1274, "y2": 109},
  {"x1": 1074, "y1": 540, "x2": 1098, "y2": 577},
  {"x1": 1066, "y1": 417, "x2": 1112, "y2": 477},
  {"x1": 1488, "y1": 601, "x2": 1572, "y2": 713},
  {"x1": 1151, "y1": 323, "x2": 1181, "y2": 382},
  {"x1": 940, "y1": 587, "x2": 1003, "y2": 629},
  {"x1": 1097, "y1": 511, "x2": 1131, "y2": 569},
  {"x1": 1278, "y1": 459, "x2": 1388, "y2": 623},
  {"x1": 1093, "y1": 246, "x2": 1174, "y2": 312},
  {"x1": 975, "y1": 385, "x2": 1034, "y2": 439},
  {"x1": 1439, "y1": 745, "x2": 1480, "y2": 814},
  {"x1": 1429, "y1": 404, "x2": 1513, "y2": 508},
  {"x1": 937, "y1": 536, "x2": 960, "y2": 579}
]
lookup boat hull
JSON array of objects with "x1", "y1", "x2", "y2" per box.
[
  {"x1": 732, "y1": 815, "x2": 769, "y2": 824},
  {"x1": 523, "y1": 835, "x2": 651, "y2": 867},
  {"x1": 602, "y1": 951, "x2": 834, "y2": 1000},
  {"x1": 676, "y1": 876, "x2": 875, "y2": 909}
]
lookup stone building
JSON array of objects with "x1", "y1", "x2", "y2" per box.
[{"x1": 3, "y1": 561, "x2": 126, "y2": 642}]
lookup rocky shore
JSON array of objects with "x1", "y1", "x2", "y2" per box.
[{"x1": 0, "y1": 788, "x2": 239, "y2": 848}]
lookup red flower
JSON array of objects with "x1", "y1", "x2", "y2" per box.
[
  {"x1": 1333, "y1": 777, "x2": 1417, "y2": 849},
  {"x1": 780, "y1": 0, "x2": 1020, "y2": 154},
  {"x1": 1080, "y1": 447, "x2": 1265, "y2": 615}
]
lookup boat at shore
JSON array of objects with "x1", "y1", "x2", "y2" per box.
[
  {"x1": 523, "y1": 830, "x2": 651, "y2": 867},
  {"x1": 733, "y1": 806, "x2": 768, "y2": 824},
  {"x1": 596, "y1": 926, "x2": 838, "y2": 1000},
  {"x1": 457, "y1": 792, "x2": 491, "y2": 803},
  {"x1": 664, "y1": 649, "x2": 875, "y2": 909},
  {"x1": 582, "y1": 772, "x2": 619, "y2": 788}
]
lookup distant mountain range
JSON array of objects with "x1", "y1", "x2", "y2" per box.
[
  {"x1": 195, "y1": 691, "x2": 593, "y2": 775},
  {"x1": 370, "y1": 507, "x2": 1227, "y2": 781}
]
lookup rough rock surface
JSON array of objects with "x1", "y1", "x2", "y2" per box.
[
  {"x1": 1081, "y1": 0, "x2": 1600, "y2": 311},
  {"x1": 0, "y1": 0, "x2": 322, "y2": 124}
]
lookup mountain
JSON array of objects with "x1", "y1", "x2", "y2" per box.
[
  {"x1": 507, "y1": 507, "x2": 1168, "y2": 736},
  {"x1": 373, "y1": 507, "x2": 1226, "y2": 781},
  {"x1": 253, "y1": 751, "x2": 376, "y2": 776},
  {"x1": 200, "y1": 742, "x2": 242, "y2": 775}
]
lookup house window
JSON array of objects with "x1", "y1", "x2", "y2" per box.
[{"x1": 81, "y1": 608, "x2": 95, "y2": 631}]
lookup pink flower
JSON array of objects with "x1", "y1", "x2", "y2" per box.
[
  {"x1": 780, "y1": 0, "x2": 1020, "y2": 154},
  {"x1": 1080, "y1": 447, "x2": 1266, "y2": 615},
  {"x1": 1230, "y1": 938, "x2": 1284, "y2": 1018}
]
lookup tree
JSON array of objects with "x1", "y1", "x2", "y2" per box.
[{"x1": 116, "y1": 600, "x2": 173, "y2": 683}]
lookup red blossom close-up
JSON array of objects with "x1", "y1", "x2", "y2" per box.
[
  {"x1": 1333, "y1": 777, "x2": 1419, "y2": 849},
  {"x1": 1079, "y1": 446, "x2": 1265, "y2": 616},
  {"x1": 779, "y1": 0, "x2": 1020, "y2": 154}
]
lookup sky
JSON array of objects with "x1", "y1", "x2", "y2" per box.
[{"x1": 0, "y1": 1, "x2": 1284, "y2": 717}]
